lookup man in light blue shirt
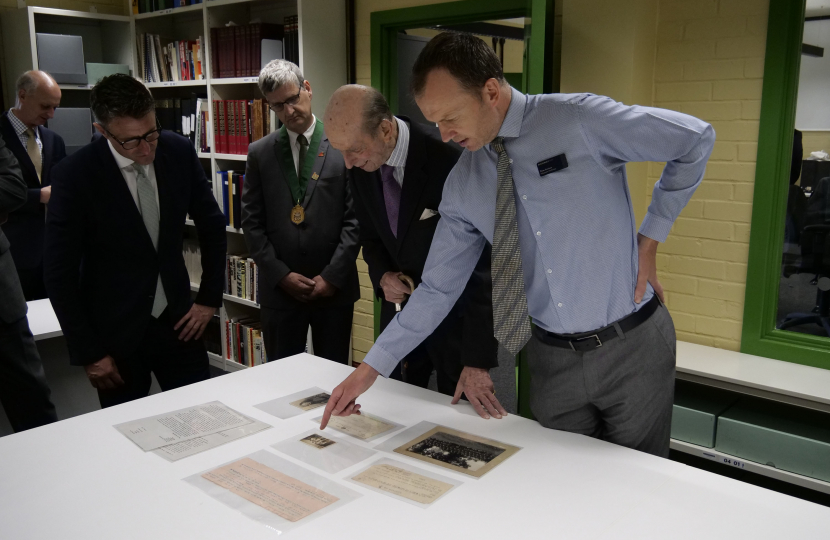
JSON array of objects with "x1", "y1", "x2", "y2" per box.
[{"x1": 322, "y1": 33, "x2": 715, "y2": 457}]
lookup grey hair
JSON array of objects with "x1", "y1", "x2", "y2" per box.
[
  {"x1": 258, "y1": 60, "x2": 304, "y2": 95},
  {"x1": 16, "y1": 70, "x2": 55, "y2": 96},
  {"x1": 361, "y1": 86, "x2": 393, "y2": 135}
]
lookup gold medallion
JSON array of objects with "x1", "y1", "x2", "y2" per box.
[
  {"x1": 290, "y1": 204, "x2": 305, "y2": 224},
  {"x1": 311, "y1": 172, "x2": 319, "y2": 180}
]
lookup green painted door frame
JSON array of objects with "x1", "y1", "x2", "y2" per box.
[
  {"x1": 369, "y1": 0, "x2": 554, "y2": 418},
  {"x1": 741, "y1": 0, "x2": 830, "y2": 370}
]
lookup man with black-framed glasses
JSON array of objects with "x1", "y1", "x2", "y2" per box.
[
  {"x1": 241, "y1": 59, "x2": 359, "y2": 364},
  {"x1": 44, "y1": 74, "x2": 227, "y2": 407}
]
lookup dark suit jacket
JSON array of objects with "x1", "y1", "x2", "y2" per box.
[
  {"x1": 44, "y1": 132, "x2": 227, "y2": 366},
  {"x1": 348, "y1": 118, "x2": 498, "y2": 373},
  {"x1": 0, "y1": 133, "x2": 29, "y2": 324},
  {"x1": 0, "y1": 112, "x2": 66, "y2": 269},
  {"x1": 241, "y1": 126, "x2": 359, "y2": 309}
]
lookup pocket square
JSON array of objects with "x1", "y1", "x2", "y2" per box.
[{"x1": 419, "y1": 209, "x2": 439, "y2": 220}]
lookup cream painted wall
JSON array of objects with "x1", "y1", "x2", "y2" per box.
[
  {"x1": 559, "y1": 0, "x2": 659, "y2": 227},
  {"x1": 802, "y1": 131, "x2": 830, "y2": 158}
]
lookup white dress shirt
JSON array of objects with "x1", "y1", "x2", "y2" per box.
[
  {"x1": 107, "y1": 139, "x2": 159, "y2": 210},
  {"x1": 286, "y1": 114, "x2": 318, "y2": 176}
]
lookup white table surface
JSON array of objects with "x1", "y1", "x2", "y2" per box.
[
  {"x1": 0, "y1": 354, "x2": 828, "y2": 539},
  {"x1": 677, "y1": 341, "x2": 830, "y2": 408},
  {"x1": 25, "y1": 298, "x2": 62, "y2": 341}
]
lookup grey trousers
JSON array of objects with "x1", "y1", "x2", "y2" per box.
[{"x1": 526, "y1": 304, "x2": 676, "y2": 457}]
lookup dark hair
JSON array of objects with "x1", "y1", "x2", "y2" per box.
[
  {"x1": 90, "y1": 74, "x2": 155, "y2": 126},
  {"x1": 362, "y1": 87, "x2": 393, "y2": 135},
  {"x1": 411, "y1": 32, "x2": 505, "y2": 98}
]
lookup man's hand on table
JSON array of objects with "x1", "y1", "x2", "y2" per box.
[
  {"x1": 452, "y1": 366, "x2": 507, "y2": 419},
  {"x1": 84, "y1": 355, "x2": 124, "y2": 390},
  {"x1": 320, "y1": 362, "x2": 380, "y2": 429},
  {"x1": 635, "y1": 233, "x2": 664, "y2": 303}
]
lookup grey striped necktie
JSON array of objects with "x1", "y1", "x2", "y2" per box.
[
  {"x1": 132, "y1": 164, "x2": 168, "y2": 318},
  {"x1": 491, "y1": 137, "x2": 531, "y2": 355}
]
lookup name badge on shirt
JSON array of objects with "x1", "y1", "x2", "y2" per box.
[{"x1": 537, "y1": 154, "x2": 568, "y2": 176}]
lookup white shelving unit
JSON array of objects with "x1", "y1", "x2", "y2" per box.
[
  {"x1": 2, "y1": 0, "x2": 345, "y2": 371},
  {"x1": 673, "y1": 341, "x2": 830, "y2": 494}
]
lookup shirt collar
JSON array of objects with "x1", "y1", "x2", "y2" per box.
[
  {"x1": 7, "y1": 109, "x2": 35, "y2": 137},
  {"x1": 107, "y1": 139, "x2": 139, "y2": 170},
  {"x1": 385, "y1": 116, "x2": 409, "y2": 168},
  {"x1": 496, "y1": 87, "x2": 526, "y2": 140},
  {"x1": 287, "y1": 115, "x2": 317, "y2": 147}
]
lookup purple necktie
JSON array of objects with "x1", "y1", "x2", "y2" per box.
[{"x1": 380, "y1": 164, "x2": 401, "y2": 237}]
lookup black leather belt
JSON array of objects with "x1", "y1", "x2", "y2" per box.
[{"x1": 532, "y1": 295, "x2": 661, "y2": 353}]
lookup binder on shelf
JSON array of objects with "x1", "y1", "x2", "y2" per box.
[
  {"x1": 48, "y1": 108, "x2": 93, "y2": 155},
  {"x1": 86, "y1": 63, "x2": 130, "y2": 86},
  {"x1": 36, "y1": 34, "x2": 86, "y2": 85}
]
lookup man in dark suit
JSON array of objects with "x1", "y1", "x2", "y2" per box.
[
  {"x1": 0, "y1": 71, "x2": 66, "y2": 300},
  {"x1": 242, "y1": 60, "x2": 359, "y2": 364},
  {"x1": 0, "y1": 131, "x2": 58, "y2": 431},
  {"x1": 324, "y1": 85, "x2": 502, "y2": 413},
  {"x1": 44, "y1": 74, "x2": 227, "y2": 408}
]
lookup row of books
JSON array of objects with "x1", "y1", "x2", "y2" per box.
[
  {"x1": 156, "y1": 96, "x2": 207, "y2": 150},
  {"x1": 137, "y1": 34, "x2": 205, "y2": 83},
  {"x1": 210, "y1": 23, "x2": 284, "y2": 79},
  {"x1": 226, "y1": 316, "x2": 266, "y2": 367},
  {"x1": 212, "y1": 170, "x2": 244, "y2": 229},
  {"x1": 134, "y1": 0, "x2": 202, "y2": 14},
  {"x1": 226, "y1": 254, "x2": 260, "y2": 304},
  {"x1": 283, "y1": 16, "x2": 299, "y2": 66},
  {"x1": 182, "y1": 239, "x2": 259, "y2": 305},
  {"x1": 212, "y1": 99, "x2": 274, "y2": 155}
]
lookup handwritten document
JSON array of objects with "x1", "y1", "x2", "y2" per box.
[
  {"x1": 323, "y1": 414, "x2": 397, "y2": 440},
  {"x1": 114, "y1": 401, "x2": 252, "y2": 451},
  {"x1": 353, "y1": 463, "x2": 453, "y2": 505},
  {"x1": 202, "y1": 458, "x2": 340, "y2": 522}
]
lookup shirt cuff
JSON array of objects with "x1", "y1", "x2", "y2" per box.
[
  {"x1": 638, "y1": 212, "x2": 674, "y2": 243},
  {"x1": 362, "y1": 344, "x2": 399, "y2": 378}
]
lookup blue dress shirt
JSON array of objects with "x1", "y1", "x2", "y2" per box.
[{"x1": 364, "y1": 88, "x2": 715, "y2": 377}]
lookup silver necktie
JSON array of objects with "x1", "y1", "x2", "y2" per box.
[
  {"x1": 133, "y1": 164, "x2": 168, "y2": 318},
  {"x1": 490, "y1": 137, "x2": 532, "y2": 355}
]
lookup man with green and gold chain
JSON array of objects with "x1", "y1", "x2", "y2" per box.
[{"x1": 241, "y1": 59, "x2": 360, "y2": 363}]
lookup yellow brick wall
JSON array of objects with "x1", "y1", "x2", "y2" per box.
[{"x1": 651, "y1": 0, "x2": 769, "y2": 351}]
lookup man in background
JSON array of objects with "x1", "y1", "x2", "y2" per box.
[
  {"x1": 0, "y1": 131, "x2": 57, "y2": 431},
  {"x1": 0, "y1": 70, "x2": 66, "y2": 300},
  {"x1": 242, "y1": 60, "x2": 359, "y2": 363},
  {"x1": 325, "y1": 85, "x2": 501, "y2": 417},
  {"x1": 45, "y1": 74, "x2": 226, "y2": 407}
]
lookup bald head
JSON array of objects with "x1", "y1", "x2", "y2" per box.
[
  {"x1": 325, "y1": 85, "x2": 398, "y2": 172},
  {"x1": 15, "y1": 70, "x2": 61, "y2": 128}
]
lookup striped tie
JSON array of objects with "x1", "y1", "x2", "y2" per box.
[
  {"x1": 133, "y1": 164, "x2": 168, "y2": 318},
  {"x1": 490, "y1": 137, "x2": 531, "y2": 355}
]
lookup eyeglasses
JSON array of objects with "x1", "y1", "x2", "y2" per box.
[
  {"x1": 269, "y1": 88, "x2": 303, "y2": 112},
  {"x1": 105, "y1": 123, "x2": 162, "y2": 150}
]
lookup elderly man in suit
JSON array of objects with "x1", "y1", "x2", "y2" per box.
[
  {"x1": 324, "y1": 85, "x2": 502, "y2": 416},
  {"x1": 0, "y1": 70, "x2": 66, "y2": 300},
  {"x1": 45, "y1": 74, "x2": 227, "y2": 408},
  {"x1": 241, "y1": 60, "x2": 359, "y2": 364},
  {"x1": 0, "y1": 131, "x2": 58, "y2": 431}
]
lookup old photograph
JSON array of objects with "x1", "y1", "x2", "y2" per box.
[
  {"x1": 289, "y1": 392, "x2": 331, "y2": 411},
  {"x1": 394, "y1": 426, "x2": 520, "y2": 478},
  {"x1": 300, "y1": 434, "x2": 337, "y2": 450}
]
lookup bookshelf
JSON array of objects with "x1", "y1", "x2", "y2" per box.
[{"x1": 1, "y1": 0, "x2": 347, "y2": 371}]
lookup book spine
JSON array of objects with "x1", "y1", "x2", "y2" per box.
[{"x1": 210, "y1": 28, "x2": 220, "y2": 79}]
